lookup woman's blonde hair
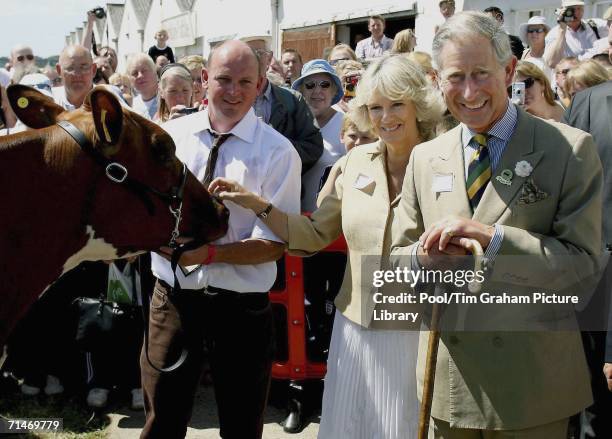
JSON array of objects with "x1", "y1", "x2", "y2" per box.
[
  {"x1": 349, "y1": 54, "x2": 445, "y2": 142},
  {"x1": 178, "y1": 55, "x2": 206, "y2": 70},
  {"x1": 515, "y1": 61, "x2": 556, "y2": 106},
  {"x1": 406, "y1": 51, "x2": 434, "y2": 76},
  {"x1": 156, "y1": 64, "x2": 193, "y2": 123},
  {"x1": 565, "y1": 59, "x2": 610, "y2": 95},
  {"x1": 327, "y1": 43, "x2": 358, "y2": 62},
  {"x1": 391, "y1": 29, "x2": 416, "y2": 54}
]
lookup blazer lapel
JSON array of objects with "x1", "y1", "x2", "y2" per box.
[
  {"x1": 473, "y1": 108, "x2": 544, "y2": 224},
  {"x1": 268, "y1": 86, "x2": 286, "y2": 128},
  {"x1": 367, "y1": 141, "x2": 390, "y2": 206},
  {"x1": 430, "y1": 128, "x2": 473, "y2": 218}
]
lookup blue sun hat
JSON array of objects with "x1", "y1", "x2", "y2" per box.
[{"x1": 291, "y1": 59, "x2": 343, "y2": 105}]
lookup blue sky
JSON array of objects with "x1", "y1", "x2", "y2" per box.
[{"x1": 1, "y1": 0, "x2": 125, "y2": 58}]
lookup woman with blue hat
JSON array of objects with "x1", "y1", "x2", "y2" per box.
[{"x1": 292, "y1": 59, "x2": 346, "y2": 212}]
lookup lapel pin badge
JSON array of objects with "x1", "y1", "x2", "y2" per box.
[
  {"x1": 514, "y1": 160, "x2": 533, "y2": 178},
  {"x1": 496, "y1": 169, "x2": 513, "y2": 186}
]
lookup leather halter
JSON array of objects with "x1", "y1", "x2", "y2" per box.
[{"x1": 56, "y1": 120, "x2": 187, "y2": 247}]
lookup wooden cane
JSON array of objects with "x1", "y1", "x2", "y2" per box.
[{"x1": 417, "y1": 238, "x2": 484, "y2": 439}]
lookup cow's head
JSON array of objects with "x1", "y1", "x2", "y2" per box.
[{"x1": 7, "y1": 85, "x2": 229, "y2": 257}]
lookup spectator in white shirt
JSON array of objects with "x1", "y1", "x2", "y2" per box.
[
  {"x1": 519, "y1": 16, "x2": 554, "y2": 81},
  {"x1": 544, "y1": 0, "x2": 609, "y2": 68},
  {"x1": 581, "y1": 6, "x2": 612, "y2": 60},
  {"x1": 126, "y1": 53, "x2": 159, "y2": 120},
  {"x1": 355, "y1": 15, "x2": 394, "y2": 60},
  {"x1": 292, "y1": 59, "x2": 345, "y2": 211}
]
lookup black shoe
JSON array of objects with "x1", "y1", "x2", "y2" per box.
[{"x1": 283, "y1": 398, "x2": 304, "y2": 433}]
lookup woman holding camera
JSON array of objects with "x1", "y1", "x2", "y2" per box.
[
  {"x1": 211, "y1": 55, "x2": 445, "y2": 439},
  {"x1": 514, "y1": 61, "x2": 565, "y2": 121},
  {"x1": 154, "y1": 63, "x2": 194, "y2": 123}
]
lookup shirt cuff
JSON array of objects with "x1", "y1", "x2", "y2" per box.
[
  {"x1": 484, "y1": 224, "x2": 504, "y2": 260},
  {"x1": 411, "y1": 242, "x2": 422, "y2": 272}
]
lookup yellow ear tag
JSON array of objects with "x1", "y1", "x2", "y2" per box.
[
  {"x1": 17, "y1": 97, "x2": 29, "y2": 109},
  {"x1": 100, "y1": 109, "x2": 112, "y2": 143}
]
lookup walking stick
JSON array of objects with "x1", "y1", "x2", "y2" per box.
[{"x1": 417, "y1": 238, "x2": 484, "y2": 439}]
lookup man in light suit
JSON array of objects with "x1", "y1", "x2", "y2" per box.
[
  {"x1": 392, "y1": 12, "x2": 603, "y2": 438},
  {"x1": 564, "y1": 80, "x2": 612, "y2": 438}
]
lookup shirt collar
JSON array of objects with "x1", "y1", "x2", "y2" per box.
[
  {"x1": 193, "y1": 107, "x2": 258, "y2": 143},
  {"x1": 461, "y1": 100, "x2": 517, "y2": 146}
]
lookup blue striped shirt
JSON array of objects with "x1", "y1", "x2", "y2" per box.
[{"x1": 460, "y1": 100, "x2": 518, "y2": 259}]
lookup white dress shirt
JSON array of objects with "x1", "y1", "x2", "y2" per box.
[
  {"x1": 151, "y1": 108, "x2": 301, "y2": 292},
  {"x1": 545, "y1": 21, "x2": 608, "y2": 59}
]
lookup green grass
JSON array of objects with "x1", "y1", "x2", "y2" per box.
[{"x1": 0, "y1": 391, "x2": 110, "y2": 439}]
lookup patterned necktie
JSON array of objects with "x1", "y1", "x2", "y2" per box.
[
  {"x1": 466, "y1": 133, "x2": 491, "y2": 210},
  {"x1": 202, "y1": 131, "x2": 232, "y2": 188}
]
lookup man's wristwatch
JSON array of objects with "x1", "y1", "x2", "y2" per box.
[{"x1": 256, "y1": 203, "x2": 273, "y2": 219}]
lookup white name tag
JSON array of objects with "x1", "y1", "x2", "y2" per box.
[
  {"x1": 432, "y1": 173, "x2": 453, "y2": 193},
  {"x1": 353, "y1": 173, "x2": 375, "y2": 190}
]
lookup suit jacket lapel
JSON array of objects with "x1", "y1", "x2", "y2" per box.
[
  {"x1": 473, "y1": 108, "x2": 544, "y2": 224},
  {"x1": 430, "y1": 127, "x2": 473, "y2": 218}
]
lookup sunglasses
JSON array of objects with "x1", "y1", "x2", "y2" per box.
[
  {"x1": 556, "y1": 68, "x2": 571, "y2": 75},
  {"x1": 526, "y1": 28, "x2": 546, "y2": 34},
  {"x1": 17, "y1": 54, "x2": 34, "y2": 62},
  {"x1": 304, "y1": 80, "x2": 332, "y2": 90}
]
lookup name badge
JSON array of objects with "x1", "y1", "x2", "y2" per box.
[
  {"x1": 432, "y1": 173, "x2": 453, "y2": 193},
  {"x1": 353, "y1": 173, "x2": 375, "y2": 190}
]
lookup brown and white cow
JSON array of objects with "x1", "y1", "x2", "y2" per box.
[{"x1": 0, "y1": 85, "x2": 229, "y2": 346}]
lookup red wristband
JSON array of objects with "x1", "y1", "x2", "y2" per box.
[{"x1": 202, "y1": 244, "x2": 216, "y2": 265}]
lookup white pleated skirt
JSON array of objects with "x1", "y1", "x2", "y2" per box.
[{"x1": 318, "y1": 311, "x2": 420, "y2": 439}]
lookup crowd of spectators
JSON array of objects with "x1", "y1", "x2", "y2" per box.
[{"x1": 0, "y1": 1, "x2": 612, "y2": 437}]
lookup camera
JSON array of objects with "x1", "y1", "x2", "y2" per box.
[
  {"x1": 177, "y1": 107, "x2": 199, "y2": 115},
  {"x1": 90, "y1": 7, "x2": 106, "y2": 19},
  {"x1": 343, "y1": 73, "x2": 361, "y2": 101},
  {"x1": 556, "y1": 6, "x2": 575, "y2": 23},
  {"x1": 511, "y1": 82, "x2": 526, "y2": 106}
]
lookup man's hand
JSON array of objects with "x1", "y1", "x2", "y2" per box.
[
  {"x1": 420, "y1": 216, "x2": 495, "y2": 253},
  {"x1": 416, "y1": 239, "x2": 470, "y2": 271},
  {"x1": 158, "y1": 239, "x2": 209, "y2": 267},
  {"x1": 604, "y1": 363, "x2": 612, "y2": 392}
]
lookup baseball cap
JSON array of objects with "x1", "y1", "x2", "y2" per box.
[{"x1": 19, "y1": 73, "x2": 53, "y2": 98}]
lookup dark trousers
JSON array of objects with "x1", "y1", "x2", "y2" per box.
[{"x1": 140, "y1": 279, "x2": 274, "y2": 439}]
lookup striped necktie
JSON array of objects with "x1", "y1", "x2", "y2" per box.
[{"x1": 466, "y1": 133, "x2": 491, "y2": 210}]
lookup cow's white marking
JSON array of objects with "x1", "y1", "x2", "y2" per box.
[{"x1": 60, "y1": 225, "x2": 124, "y2": 277}]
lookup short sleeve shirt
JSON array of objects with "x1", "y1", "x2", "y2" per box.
[{"x1": 150, "y1": 108, "x2": 302, "y2": 292}]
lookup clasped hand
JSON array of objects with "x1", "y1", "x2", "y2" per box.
[{"x1": 417, "y1": 216, "x2": 494, "y2": 270}]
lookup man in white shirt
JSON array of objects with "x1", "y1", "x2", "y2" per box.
[
  {"x1": 580, "y1": 6, "x2": 612, "y2": 60},
  {"x1": 355, "y1": 15, "x2": 394, "y2": 60},
  {"x1": 544, "y1": 0, "x2": 609, "y2": 68},
  {"x1": 52, "y1": 45, "x2": 97, "y2": 111},
  {"x1": 141, "y1": 40, "x2": 301, "y2": 439}
]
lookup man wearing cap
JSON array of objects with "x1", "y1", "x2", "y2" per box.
[
  {"x1": 544, "y1": 0, "x2": 609, "y2": 68},
  {"x1": 355, "y1": 15, "x2": 394, "y2": 60},
  {"x1": 241, "y1": 35, "x2": 323, "y2": 175},
  {"x1": 581, "y1": 6, "x2": 612, "y2": 60},
  {"x1": 292, "y1": 59, "x2": 345, "y2": 211}
]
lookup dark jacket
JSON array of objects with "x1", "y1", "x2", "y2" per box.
[{"x1": 269, "y1": 83, "x2": 323, "y2": 174}]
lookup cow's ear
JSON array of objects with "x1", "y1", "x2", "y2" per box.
[
  {"x1": 6, "y1": 84, "x2": 65, "y2": 129},
  {"x1": 87, "y1": 86, "x2": 123, "y2": 146}
]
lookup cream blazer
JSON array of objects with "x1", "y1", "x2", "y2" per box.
[{"x1": 287, "y1": 141, "x2": 418, "y2": 328}]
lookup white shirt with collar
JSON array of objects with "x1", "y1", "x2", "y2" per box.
[
  {"x1": 545, "y1": 20, "x2": 608, "y2": 58},
  {"x1": 150, "y1": 108, "x2": 302, "y2": 292},
  {"x1": 355, "y1": 35, "x2": 394, "y2": 59}
]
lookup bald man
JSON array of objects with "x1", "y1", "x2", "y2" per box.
[
  {"x1": 54, "y1": 45, "x2": 97, "y2": 110},
  {"x1": 142, "y1": 40, "x2": 301, "y2": 439},
  {"x1": 9, "y1": 44, "x2": 35, "y2": 76}
]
